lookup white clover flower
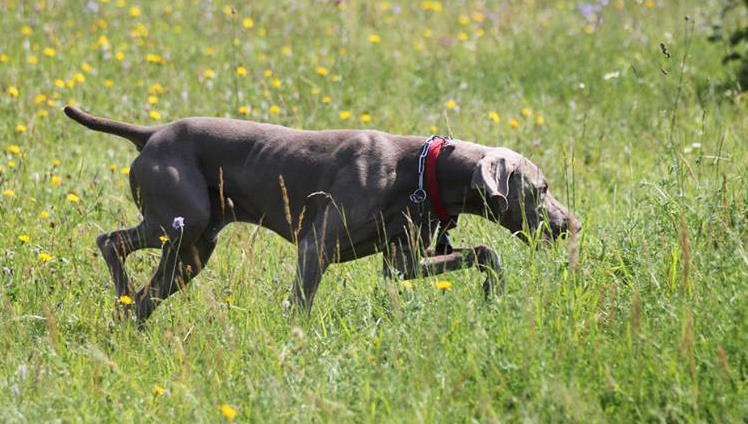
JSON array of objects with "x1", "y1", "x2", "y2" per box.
[{"x1": 172, "y1": 216, "x2": 185, "y2": 230}]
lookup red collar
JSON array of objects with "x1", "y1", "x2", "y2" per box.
[{"x1": 423, "y1": 136, "x2": 458, "y2": 230}]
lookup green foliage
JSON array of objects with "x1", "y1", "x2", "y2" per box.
[
  {"x1": 708, "y1": 0, "x2": 748, "y2": 89},
  {"x1": 1, "y1": 0, "x2": 747, "y2": 422}
]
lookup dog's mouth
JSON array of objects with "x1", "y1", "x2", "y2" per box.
[{"x1": 511, "y1": 216, "x2": 581, "y2": 246}]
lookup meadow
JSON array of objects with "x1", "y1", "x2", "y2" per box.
[{"x1": 1, "y1": 0, "x2": 747, "y2": 422}]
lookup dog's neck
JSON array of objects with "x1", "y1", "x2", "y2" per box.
[{"x1": 436, "y1": 141, "x2": 493, "y2": 219}]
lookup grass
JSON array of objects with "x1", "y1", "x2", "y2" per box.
[{"x1": 1, "y1": 0, "x2": 747, "y2": 422}]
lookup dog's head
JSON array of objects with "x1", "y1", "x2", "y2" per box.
[{"x1": 471, "y1": 147, "x2": 581, "y2": 242}]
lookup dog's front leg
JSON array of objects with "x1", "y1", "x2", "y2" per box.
[
  {"x1": 292, "y1": 237, "x2": 330, "y2": 312},
  {"x1": 386, "y1": 245, "x2": 505, "y2": 299}
]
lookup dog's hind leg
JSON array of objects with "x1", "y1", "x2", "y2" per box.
[
  {"x1": 135, "y1": 227, "x2": 219, "y2": 322},
  {"x1": 128, "y1": 156, "x2": 216, "y2": 322},
  {"x1": 96, "y1": 223, "x2": 161, "y2": 299}
]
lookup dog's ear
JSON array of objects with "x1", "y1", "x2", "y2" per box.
[{"x1": 471, "y1": 155, "x2": 518, "y2": 212}]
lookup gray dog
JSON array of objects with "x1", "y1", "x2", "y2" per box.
[{"x1": 64, "y1": 106, "x2": 580, "y2": 322}]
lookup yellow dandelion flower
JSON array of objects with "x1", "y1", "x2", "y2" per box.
[
  {"x1": 458, "y1": 15, "x2": 470, "y2": 25},
  {"x1": 39, "y1": 210, "x2": 50, "y2": 219},
  {"x1": 220, "y1": 404, "x2": 237, "y2": 420},
  {"x1": 153, "y1": 385, "x2": 165, "y2": 396},
  {"x1": 73, "y1": 73, "x2": 86, "y2": 83},
  {"x1": 583, "y1": 24, "x2": 594, "y2": 35},
  {"x1": 7, "y1": 86, "x2": 19, "y2": 97},
  {"x1": 521, "y1": 107, "x2": 532, "y2": 118},
  {"x1": 16, "y1": 124, "x2": 27, "y2": 133},
  {"x1": 263, "y1": 69, "x2": 273, "y2": 78},
  {"x1": 236, "y1": 66, "x2": 247, "y2": 76},
  {"x1": 509, "y1": 118, "x2": 520, "y2": 129},
  {"x1": 148, "y1": 83, "x2": 164, "y2": 94},
  {"x1": 269, "y1": 105, "x2": 281, "y2": 115},
  {"x1": 315, "y1": 66, "x2": 329, "y2": 76},
  {"x1": 281, "y1": 45, "x2": 293, "y2": 56},
  {"x1": 321, "y1": 96, "x2": 331, "y2": 104},
  {"x1": 43, "y1": 47, "x2": 56, "y2": 57},
  {"x1": 242, "y1": 17, "x2": 254, "y2": 29},
  {"x1": 50, "y1": 176, "x2": 62, "y2": 187},
  {"x1": 66, "y1": 193, "x2": 80, "y2": 202},
  {"x1": 38, "y1": 252, "x2": 54, "y2": 263},
  {"x1": 644, "y1": 0, "x2": 654, "y2": 8},
  {"x1": 445, "y1": 99, "x2": 457, "y2": 110},
  {"x1": 118, "y1": 295, "x2": 134, "y2": 305},
  {"x1": 115, "y1": 51, "x2": 125, "y2": 61},
  {"x1": 203, "y1": 69, "x2": 215, "y2": 79},
  {"x1": 147, "y1": 95, "x2": 158, "y2": 104},
  {"x1": 401, "y1": 280, "x2": 413, "y2": 289},
  {"x1": 131, "y1": 23, "x2": 149, "y2": 37},
  {"x1": 38, "y1": 109, "x2": 49, "y2": 118},
  {"x1": 21, "y1": 25, "x2": 33, "y2": 36},
  {"x1": 488, "y1": 111, "x2": 500, "y2": 123},
  {"x1": 159, "y1": 235, "x2": 169, "y2": 243},
  {"x1": 224, "y1": 296, "x2": 234, "y2": 304},
  {"x1": 145, "y1": 53, "x2": 165, "y2": 64},
  {"x1": 422, "y1": 28, "x2": 433, "y2": 38},
  {"x1": 457, "y1": 32, "x2": 469, "y2": 42},
  {"x1": 429, "y1": 125, "x2": 438, "y2": 133},
  {"x1": 96, "y1": 35, "x2": 110, "y2": 49},
  {"x1": 360, "y1": 113, "x2": 372, "y2": 123},
  {"x1": 238, "y1": 105, "x2": 251, "y2": 115},
  {"x1": 149, "y1": 110, "x2": 161, "y2": 120},
  {"x1": 310, "y1": 87, "x2": 321, "y2": 95},
  {"x1": 435, "y1": 280, "x2": 452, "y2": 291},
  {"x1": 472, "y1": 12, "x2": 485, "y2": 22},
  {"x1": 54, "y1": 79, "x2": 65, "y2": 88},
  {"x1": 368, "y1": 34, "x2": 381, "y2": 43},
  {"x1": 65, "y1": 79, "x2": 76, "y2": 89},
  {"x1": 34, "y1": 94, "x2": 47, "y2": 104},
  {"x1": 339, "y1": 110, "x2": 351, "y2": 120},
  {"x1": 6, "y1": 145, "x2": 21, "y2": 155},
  {"x1": 18, "y1": 234, "x2": 31, "y2": 243},
  {"x1": 81, "y1": 62, "x2": 93, "y2": 73},
  {"x1": 222, "y1": 5, "x2": 234, "y2": 15},
  {"x1": 0, "y1": 53, "x2": 8, "y2": 63},
  {"x1": 27, "y1": 55, "x2": 39, "y2": 65},
  {"x1": 129, "y1": 5, "x2": 141, "y2": 16},
  {"x1": 421, "y1": 1, "x2": 443, "y2": 12},
  {"x1": 52, "y1": 159, "x2": 61, "y2": 167},
  {"x1": 271, "y1": 78, "x2": 281, "y2": 88},
  {"x1": 535, "y1": 115, "x2": 545, "y2": 126},
  {"x1": 3, "y1": 189, "x2": 15, "y2": 197},
  {"x1": 120, "y1": 167, "x2": 130, "y2": 175}
]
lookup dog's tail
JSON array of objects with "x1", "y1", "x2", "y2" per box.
[{"x1": 63, "y1": 106, "x2": 161, "y2": 150}]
